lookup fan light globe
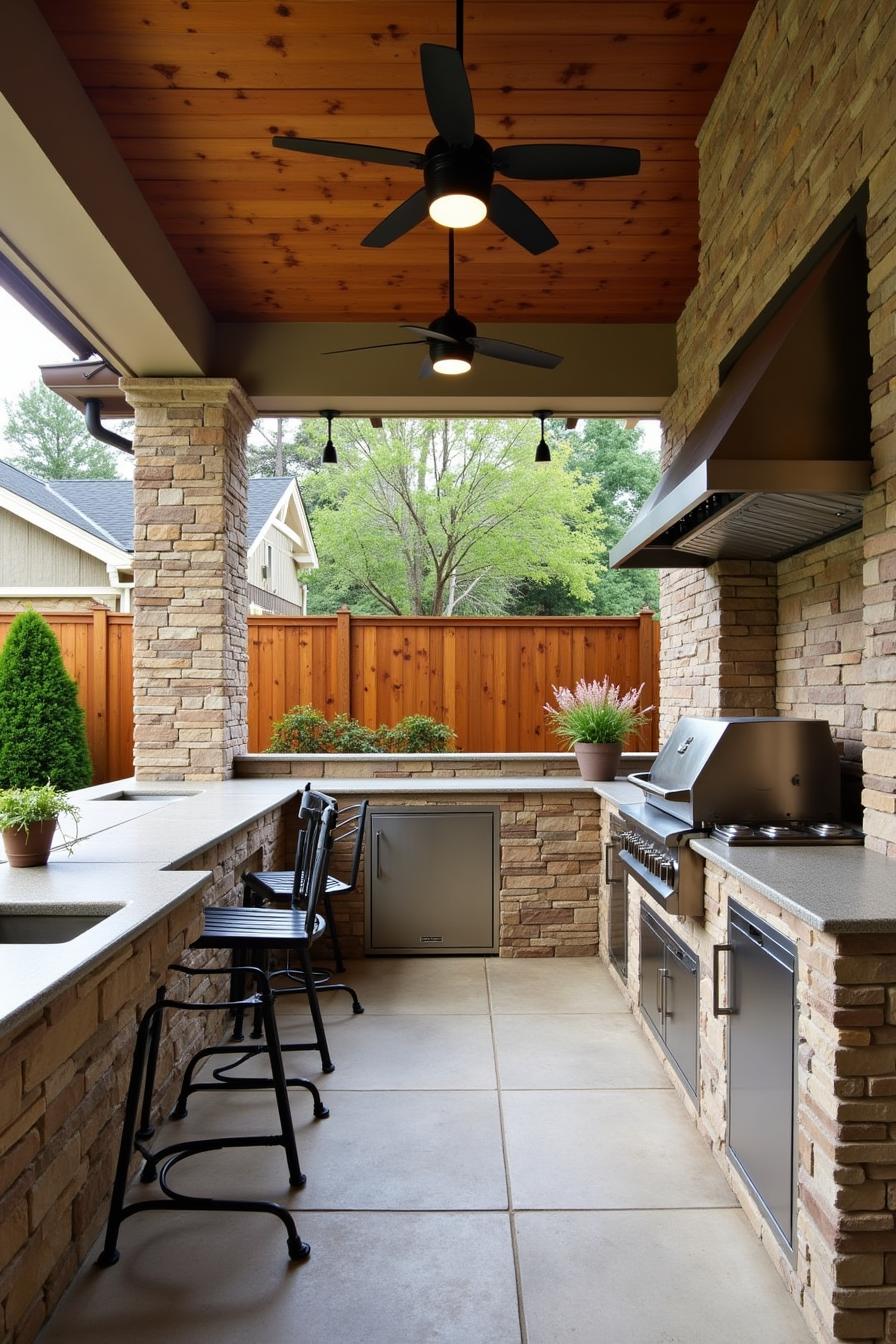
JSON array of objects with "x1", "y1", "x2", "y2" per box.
[
  {"x1": 428, "y1": 193, "x2": 488, "y2": 229},
  {"x1": 432, "y1": 352, "x2": 472, "y2": 375}
]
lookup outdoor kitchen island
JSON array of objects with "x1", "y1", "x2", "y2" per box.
[{"x1": 595, "y1": 780, "x2": 896, "y2": 1344}]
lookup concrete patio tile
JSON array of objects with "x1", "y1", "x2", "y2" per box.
[
  {"x1": 144, "y1": 1089, "x2": 509, "y2": 1210},
  {"x1": 41, "y1": 1211, "x2": 522, "y2": 1344},
  {"x1": 503, "y1": 1090, "x2": 735, "y2": 1209},
  {"x1": 493, "y1": 1013, "x2": 671, "y2": 1089},
  {"x1": 274, "y1": 1013, "x2": 498, "y2": 1090},
  {"x1": 515, "y1": 1209, "x2": 812, "y2": 1343},
  {"x1": 277, "y1": 955, "x2": 490, "y2": 1017},
  {"x1": 486, "y1": 957, "x2": 628, "y2": 1014}
]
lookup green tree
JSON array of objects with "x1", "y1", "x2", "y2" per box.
[
  {"x1": 3, "y1": 381, "x2": 120, "y2": 479},
  {"x1": 303, "y1": 418, "x2": 602, "y2": 616},
  {"x1": 0, "y1": 611, "x2": 92, "y2": 789},
  {"x1": 511, "y1": 419, "x2": 660, "y2": 616},
  {"x1": 247, "y1": 416, "x2": 323, "y2": 477}
]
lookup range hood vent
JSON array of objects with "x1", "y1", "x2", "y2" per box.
[{"x1": 611, "y1": 226, "x2": 872, "y2": 569}]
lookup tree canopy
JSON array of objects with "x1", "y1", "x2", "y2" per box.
[
  {"x1": 3, "y1": 381, "x2": 120, "y2": 480},
  {"x1": 299, "y1": 418, "x2": 603, "y2": 616}
]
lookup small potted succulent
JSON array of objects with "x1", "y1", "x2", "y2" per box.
[
  {"x1": 545, "y1": 677, "x2": 653, "y2": 782},
  {"x1": 0, "y1": 784, "x2": 80, "y2": 868}
]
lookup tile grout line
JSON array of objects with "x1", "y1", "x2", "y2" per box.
[{"x1": 486, "y1": 960, "x2": 529, "y2": 1344}]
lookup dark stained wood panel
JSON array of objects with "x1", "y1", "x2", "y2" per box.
[{"x1": 37, "y1": 0, "x2": 759, "y2": 323}]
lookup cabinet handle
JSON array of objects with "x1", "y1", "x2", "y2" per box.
[
  {"x1": 604, "y1": 841, "x2": 614, "y2": 881},
  {"x1": 712, "y1": 943, "x2": 735, "y2": 1017},
  {"x1": 656, "y1": 965, "x2": 664, "y2": 1014},
  {"x1": 662, "y1": 967, "x2": 671, "y2": 1019},
  {"x1": 375, "y1": 829, "x2": 382, "y2": 879}
]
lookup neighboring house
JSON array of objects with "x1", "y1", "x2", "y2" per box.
[{"x1": 0, "y1": 462, "x2": 317, "y2": 614}]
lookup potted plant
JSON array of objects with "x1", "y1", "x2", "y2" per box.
[
  {"x1": 545, "y1": 677, "x2": 652, "y2": 782},
  {"x1": 0, "y1": 784, "x2": 80, "y2": 868}
]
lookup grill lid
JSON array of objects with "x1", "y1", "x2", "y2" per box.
[{"x1": 631, "y1": 716, "x2": 842, "y2": 828}]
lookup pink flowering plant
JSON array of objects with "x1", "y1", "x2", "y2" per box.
[{"x1": 545, "y1": 677, "x2": 652, "y2": 748}]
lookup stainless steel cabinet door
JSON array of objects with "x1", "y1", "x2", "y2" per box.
[
  {"x1": 663, "y1": 941, "x2": 698, "y2": 1096},
  {"x1": 728, "y1": 906, "x2": 796, "y2": 1249},
  {"x1": 367, "y1": 809, "x2": 497, "y2": 952},
  {"x1": 639, "y1": 909, "x2": 665, "y2": 1038}
]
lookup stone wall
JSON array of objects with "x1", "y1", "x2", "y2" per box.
[
  {"x1": 124, "y1": 378, "x2": 254, "y2": 782},
  {"x1": 0, "y1": 808, "x2": 285, "y2": 1344},
  {"x1": 657, "y1": 0, "x2": 896, "y2": 852},
  {"x1": 777, "y1": 532, "x2": 865, "y2": 761},
  {"x1": 234, "y1": 752, "x2": 654, "y2": 782}
]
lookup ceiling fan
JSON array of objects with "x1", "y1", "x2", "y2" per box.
[
  {"x1": 323, "y1": 232, "x2": 562, "y2": 377},
  {"x1": 272, "y1": 0, "x2": 640, "y2": 255}
]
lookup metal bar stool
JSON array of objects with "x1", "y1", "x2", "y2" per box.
[
  {"x1": 172, "y1": 793, "x2": 340, "y2": 1139},
  {"x1": 244, "y1": 791, "x2": 368, "y2": 1013},
  {"x1": 98, "y1": 962, "x2": 310, "y2": 1268}
]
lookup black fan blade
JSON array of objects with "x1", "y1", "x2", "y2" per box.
[
  {"x1": 273, "y1": 135, "x2": 424, "y2": 170},
  {"x1": 488, "y1": 185, "x2": 557, "y2": 255},
  {"x1": 400, "y1": 324, "x2": 441, "y2": 341},
  {"x1": 420, "y1": 44, "x2": 475, "y2": 147},
  {"x1": 470, "y1": 336, "x2": 562, "y2": 370},
  {"x1": 493, "y1": 143, "x2": 640, "y2": 181},
  {"x1": 322, "y1": 340, "x2": 427, "y2": 356},
  {"x1": 362, "y1": 189, "x2": 430, "y2": 248}
]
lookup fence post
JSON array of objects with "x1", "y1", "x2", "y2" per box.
[
  {"x1": 336, "y1": 606, "x2": 352, "y2": 715},
  {"x1": 637, "y1": 606, "x2": 656, "y2": 751},
  {"x1": 91, "y1": 606, "x2": 109, "y2": 782}
]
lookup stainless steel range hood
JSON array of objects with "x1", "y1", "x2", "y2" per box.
[{"x1": 611, "y1": 229, "x2": 871, "y2": 569}]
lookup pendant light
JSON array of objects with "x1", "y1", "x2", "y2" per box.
[
  {"x1": 534, "y1": 409, "x2": 551, "y2": 463},
  {"x1": 321, "y1": 409, "x2": 339, "y2": 464}
]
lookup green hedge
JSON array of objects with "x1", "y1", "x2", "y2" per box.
[{"x1": 267, "y1": 705, "x2": 455, "y2": 754}]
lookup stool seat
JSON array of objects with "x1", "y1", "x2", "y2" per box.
[
  {"x1": 244, "y1": 871, "x2": 349, "y2": 902},
  {"x1": 194, "y1": 905, "x2": 325, "y2": 949}
]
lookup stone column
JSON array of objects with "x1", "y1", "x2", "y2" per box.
[{"x1": 122, "y1": 378, "x2": 254, "y2": 781}]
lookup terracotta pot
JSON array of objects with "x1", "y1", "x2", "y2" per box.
[
  {"x1": 574, "y1": 742, "x2": 623, "y2": 782},
  {"x1": 2, "y1": 818, "x2": 58, "y2": 868}
]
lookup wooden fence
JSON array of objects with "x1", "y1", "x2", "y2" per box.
[{"x1": 0, "y1": 609, "x2": 660, "y2": 782}]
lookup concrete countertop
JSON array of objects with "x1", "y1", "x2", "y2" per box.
[
  {"x1": 690, "y1": 837, "x2": 896, "y2": 933},
  {"x1": 591, "y1": 780, "x2": 643, "y2": 807},
  {"x1": 0, "y1": 777, "x2": 307, "y2": 1037},
  {"x1": 309, "y1": 775, "x2": 600, "y2": 796}
]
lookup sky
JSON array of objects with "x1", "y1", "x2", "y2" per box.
[{"x1": 0, "y1": 285, "x2": 662, "y2": 467}]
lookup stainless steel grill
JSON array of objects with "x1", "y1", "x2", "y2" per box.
[{"x1": 617, "y1": 716, "x2": 862, "y2": 916}]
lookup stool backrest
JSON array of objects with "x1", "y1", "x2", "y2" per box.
[
  {"x1": 331, "y1": 800, "x2": 369, "y2": 891},
  {"x1": 291, "y1": 784, "x2": 337, "y2": 908},
  {"x1": 303, "y1": 802, "x2": 338, "y2": 928}
]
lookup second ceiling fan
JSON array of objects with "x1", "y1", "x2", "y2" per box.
[
  {"x1": 323, "y1": 231, "x2": 563, "y2": 376},
  {"x1": 273, "y1": 0, "x2": 640, "y2": 256}
]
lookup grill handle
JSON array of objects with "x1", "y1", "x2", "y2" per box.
[{"x1": 627, "y1": 771, "x2": 690, "y2": 803}]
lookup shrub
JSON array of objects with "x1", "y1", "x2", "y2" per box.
[
  {"x1": 382, "y1": 714, "x2": 456, "y2": 753},
  {"x1": 0, "y1": 611, "x2": 92, "y2": 789},
  {"x1": 267, "y1": 705, "x2": 455, "y2": 754},
  {"x1": 268, "y1": 704, "x2": 330, "y2": 753},
  {"x1": 326, "y1": 714, "x2": 382, "y2": 754}
]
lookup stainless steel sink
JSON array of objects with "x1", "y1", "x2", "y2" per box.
[
  {"x1": 95, "y1": 791, "x2": 198, "y2": 803},
  {"x1": 0, "y1": 913, "x2": 111, "y2": 943}
]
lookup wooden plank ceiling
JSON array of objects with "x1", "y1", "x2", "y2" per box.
[{"x1": 37, "y1": 0, "x2": 757, "y2": 323}]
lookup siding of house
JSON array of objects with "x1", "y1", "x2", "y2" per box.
[
  {"x1": 247, "y1": 522, "x2": 307, "y2": 611},
  {"x1": 0, "y1": 511, "x2": 110, "y2": 588}
]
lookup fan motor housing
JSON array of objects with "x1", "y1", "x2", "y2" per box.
[{"x1": 424, "y1": 136, "x2": 494, "y2": 211}]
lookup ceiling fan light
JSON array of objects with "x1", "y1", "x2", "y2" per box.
[
  {"x1": 432, "y1": 352, "x2": 472, "y2": 375},
  {"x1": 428, "y1": 192, "x2": 488, "y2": 229}
]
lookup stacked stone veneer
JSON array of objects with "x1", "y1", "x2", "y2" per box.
[
  {"x1": 124, "y1": 378, "x2": 254, "y2": 782},
  {"x1": 599, "y1": 796, "x2": 896, "y2": 1344},
  {"x1": 0, "y1": 808, "x2": 285, "y2": 1344},
  {"x1": 657, "y1": 0, "x2": 896, "y2": 853},
  {"x1": 777, "y1": 532, "x2": 866, "y2": 762}
]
